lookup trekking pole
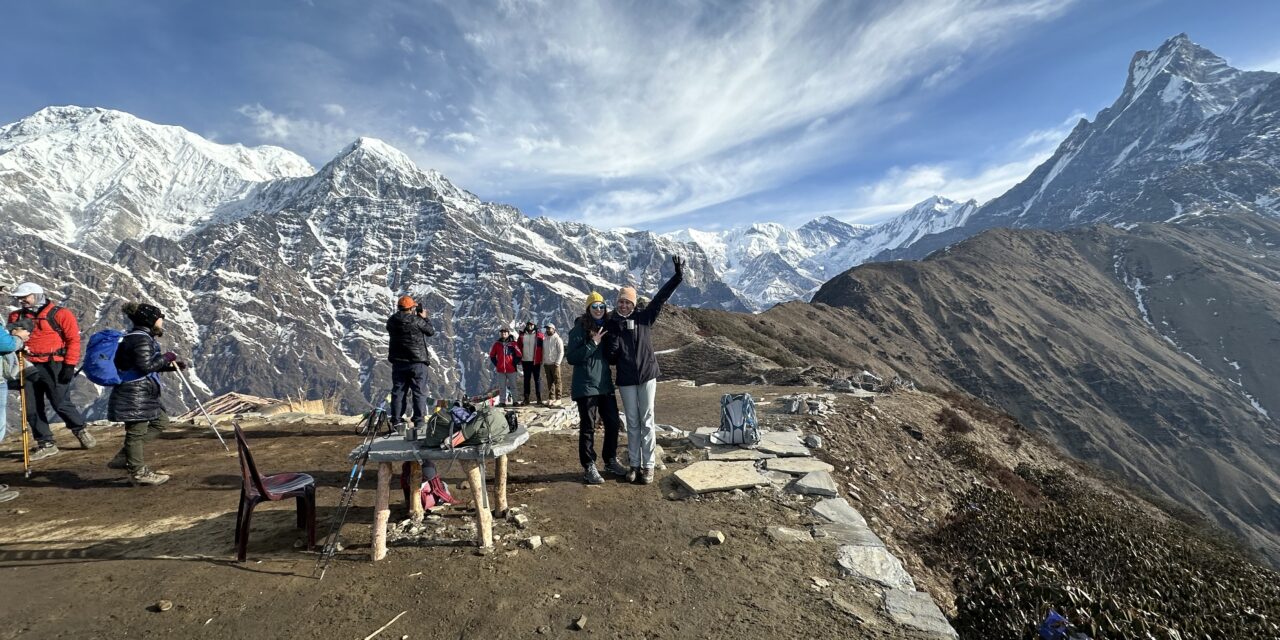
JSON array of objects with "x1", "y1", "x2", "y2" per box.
[
  {"x1": 173, "y1": 366, "x2": 230, "y2": 451},
  {"x1": 315, "y1": 397, "x2": 389, "y2": 579},
  {"x1": 17, "y1": 354, "x2": 30, "y2": 478}
]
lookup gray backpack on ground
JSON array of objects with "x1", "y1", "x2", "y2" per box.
[{"x1": 712, "y1": 393, "x2": 760, "y2": 446}]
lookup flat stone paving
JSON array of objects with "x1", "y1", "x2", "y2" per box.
[
  {"x1": 790, "y1": 470, "x2": 839, "y2": 497},
  {"x1": 882, "y1": 589, "x2": 959, "y2": 639},
  {"x1": 672, "y1": 461, "x2": 768, "y2": 494},
  {"x1": 765, "y1": 457, "x2": 835, "y2": 475}
]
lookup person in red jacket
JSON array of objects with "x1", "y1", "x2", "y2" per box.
[
  {"x1": 488, "y1": 326, "x2": 522, "y2": 406},
  {"x1": 8, "y1": 282, "x2": 93, "y2": 460},
  {"x1": 517, "y1": 320, "x2": 546, "y2": 406}
]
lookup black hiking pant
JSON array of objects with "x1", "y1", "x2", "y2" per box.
[
  {"x1": 521, "y1": 360, "x2": 542, "y2": 402},
  {"x1": 391, "y1": 362, "x2": 430, "y2": 425},
  {"x1": 23, "y1": 361, "x2": 86, "y2": 444},
  {"x1": 576, "y1": 393, "x2": 622, "y2": 469}
]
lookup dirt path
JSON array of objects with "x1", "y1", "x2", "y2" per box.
[{"x1": 0, "y1": 385, "x2": 915, "y2": 639}]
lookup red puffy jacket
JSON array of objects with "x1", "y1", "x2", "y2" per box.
[
  {"x1": 489, "y1": 339, "x2": 522, "y2": 374},
  {"x1": 9, "y1": 302, "x2": 81, "y2": 365}
]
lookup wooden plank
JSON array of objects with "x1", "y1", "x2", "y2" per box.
[
  {"x1": 408, "y1": 462, "x2": 424, "y2": 522},
  {"x1": 372, "y1": 462, "x2": 392, "y2": 561},
  {"x1": 467, "y1": 461, "x2": 493, "y2": 548},
  {"x1": 495, "y1": 455, "x2": 509, "y2": 518}
]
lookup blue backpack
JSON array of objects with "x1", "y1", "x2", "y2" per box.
[{"x1": 82, "y1": 329, "x2": 148, "y2": 386}]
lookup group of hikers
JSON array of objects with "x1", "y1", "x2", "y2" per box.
[
  {"x1": 0, "y1": 281, "x2": 181, "y2": 501},
  {"x1": 0, "y1": 254, "x2": 684, "y2": 502},
  {"x1": 383, "y1": 255, "x2": 685, "y2": 485}
]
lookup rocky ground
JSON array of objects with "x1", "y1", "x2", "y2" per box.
[
  {"x1": 5, "y1": 380, "x2": 1274, "y2": 639},
  {"x1": 0, "y1": 383, "x2": 951, "y2": 640}
]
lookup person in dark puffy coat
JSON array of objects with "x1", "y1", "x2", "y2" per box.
[
  {"x1": 106, "y1": 302, "x2": 184, "y2": 486},
  {"x1": 567, "y1": 291, "x2": 627, "y2": 485},
  {"x1": 386, "y1": 295, "x2": 435, "y2": 428}
]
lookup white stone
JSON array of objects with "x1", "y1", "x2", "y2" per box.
[
  {"x1": 706, "y1": 447, "x2": 774, "y2": 461},
  {"x1": 765, "y1": 457, "x2": 835, "y2": 475},
  {"x1": 811, "y1": 498, "x2": 869, "y2": 528},
  {"x1": 836, "y1": 545, "x2": 915, "y2": 590},
  {"x1": 791, "y1": 471, "x2": 839, "y2": 497},
  {"x1": 882, "y1": 590, "x2": 958, "y2": 639},
  {"x1": 673, "y1": 461, "x2": 768, "y2": 494},
  {"x1": 765, "y1": 525, "x2": 813, "y2": 543},
  {"x1": 812, "y1": 522, "x2": 883, "y2": 547}
]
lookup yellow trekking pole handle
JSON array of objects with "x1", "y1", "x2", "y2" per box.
[{"x1": 18, "y1": 353, "x2": 30, "y2": 478}]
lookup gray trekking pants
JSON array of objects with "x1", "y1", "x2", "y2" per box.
[
  {"x1": 497, "y1": 371, "x2": 520, "y2": 405},
  {"x1": 619, "y1": 379, "x2": 658, "y2": 469}
]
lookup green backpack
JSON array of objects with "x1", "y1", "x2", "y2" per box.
[{"x1": 421, "y1": 403, "x2": 508, "y2": 449}]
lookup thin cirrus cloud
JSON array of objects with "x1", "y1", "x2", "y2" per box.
[
  {"x1": 842, "y1": 113, "x2": 1086, "y2": 221},
  {"x1": 229, "y1": 0, "x2": 1076, "y2": 228}
]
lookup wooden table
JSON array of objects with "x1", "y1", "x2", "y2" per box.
[{"x1": 349, "y1": 427, "x2": 529, "y2": 560}]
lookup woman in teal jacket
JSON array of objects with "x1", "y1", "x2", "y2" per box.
[{"x1": 566, "y1": 292, "x2": 628, "y2": 485}]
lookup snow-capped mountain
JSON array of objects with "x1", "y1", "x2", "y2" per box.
[
  {"x1": 667, "y1": 198, "x2": 977, "y2": 309},
  {"x1": 879, "y1": 33, "x2": 1280, "y2": 261},
  {"x1": 0, "y1": 107, "x2": 745, "y2": 414},
  {"x1": 666, "y1": 217, "x2": 870, "y2": 309},
  {"x1": 0, "y1": 106, "x2": 314, "y2": 258}
]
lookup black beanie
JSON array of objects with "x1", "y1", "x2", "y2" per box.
[{"x1": 124, "y1": 302, "x2": 165, "y2": 328}]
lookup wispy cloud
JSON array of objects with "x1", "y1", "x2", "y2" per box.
[
  {"x1": 236, "y1": 104, "x2": 357, "y2": 161},
  {"x1": 841, "y1": 112, "x2": 1084, "y2": 222},
  {"x1": 407, "y1": 0, "x2": 1074, "y2": 226}
]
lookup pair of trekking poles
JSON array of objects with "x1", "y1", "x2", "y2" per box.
[{"x1": 15, "y1": 352, "x2": 229, "y2": 478}]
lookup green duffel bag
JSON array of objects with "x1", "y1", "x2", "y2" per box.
[{"x1": 420, "y1": 403, "x2": 507, "y2": 449}]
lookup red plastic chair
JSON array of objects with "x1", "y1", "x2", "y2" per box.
[{"x1": 233, "y1": 423, "x2": 316, "y2": 562}]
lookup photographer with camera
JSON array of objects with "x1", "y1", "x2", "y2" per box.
[
  {"x1": 606, "y1": 255, "x2": 684, "y2": 485},
  {"x1": 386, "y1": 295, "x2": 435, "y2": 431},
  {"x1": 488, "y1": 325, "x2": 522, "y2": 406}
]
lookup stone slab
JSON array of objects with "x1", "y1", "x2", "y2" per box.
[
  {"x1": 756, "y1": 430, "x2": 805, "y2": 448},
  {"x1": 765, "y1": 525, "x2": 813, "y2": 543},
  {"x1": 812, "y1": 522, "x2": 884, "y2": 547},
  {"x1": 836, "y1": 545, "x2": 915, "y2": 590},
  {"x1": 673, "y1": 461, "x2": 768, "y2": 494},
  {"x1": 706, "y1": 446, "x2": 775, "y2": 461},
  {"x1": 811, "y1": 498, "x2": 869, "y2": 528},
  {"x1": 790, "y1": 470, "x2": 839, "y2": 497},
  {"x1": 687, "y1": 426, "x2": 719, "y2": 449},
  {"x1": 762, "y1": 470, "x2": 793, "y2": 486},
  {"x1": 765, "y1": 457, "x2": 835, "y2": 475},
  {"x1": 882, "y1": 590, "x2": 958, "y2": 639}
]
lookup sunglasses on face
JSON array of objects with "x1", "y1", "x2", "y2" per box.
[{"x1": 589, "y1": 303, "x2": 606, "y2": 310}]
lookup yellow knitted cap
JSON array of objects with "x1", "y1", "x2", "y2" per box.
[{"x1": 585, "y1": 291, "x2": 605, "y2": 310}]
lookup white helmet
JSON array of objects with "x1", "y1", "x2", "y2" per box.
[{"x1": 11, "y1": 282, "x2": 43, "y2": 298}]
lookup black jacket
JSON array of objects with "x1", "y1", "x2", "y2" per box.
[
  {"x1": 386, "y1": 310, "x2": 435, "y2": 363},
  {"x1": 606, "y1": 271, "x2": 682, "y2": 387},
  {"x1": 107, "y1": 327, "x2": 174, "y2": 423}
]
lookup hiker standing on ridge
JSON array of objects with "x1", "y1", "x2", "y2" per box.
[
  {"x1": 106, "y1": 303, "x2": 185, "y2": 486},
  {"x1": 518, "y1": 320, "x2": 545, "y2": 406},
  {"x1": 607, "y1": 256, "x2": 684, "y2": 485},
  {"x1": 386, "y1": 296, "x2": 435, "y2": 430},
  {"x1": 0, "y1": 280, "x2": 30, "y2": 502},
  {"x1": 542, "y1": 323, "x2": 564, "y2": 404},
  {"x1": 488, "y1": 326, "x2": 521, "y2": 406},
  {"x1": 8, "y1": 282, "x2": 94, "y2": 460},
  {"x1": 567, "y1": 292, "x2": 628, "y2": 485}
]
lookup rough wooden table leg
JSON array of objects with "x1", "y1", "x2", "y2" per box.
[
  {"x1": 495, "y1": 455, "x2": 509, "y2": 518},
  {"x1": 372, "y1": 461, "x2": 392, "y2": 561},
  {"x1": 408, "y1": 462, "x2": 424, "y2": 522},
  {"x1": 467, "y1": 460, "x2": 493, "y2": 548}
]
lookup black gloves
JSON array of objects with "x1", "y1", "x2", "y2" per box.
[
  {"x1": 58, "y1": 364, "x2": 77, "y2": 384},
  {"x1": 672, "y1": 255, "x2": 686, "y2": 275}
]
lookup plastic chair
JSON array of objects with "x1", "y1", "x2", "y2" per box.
[{"x1": 233, "y1": 423, "x2": 316, "y2": 562}]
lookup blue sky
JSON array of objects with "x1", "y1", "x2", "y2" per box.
[{"x1": 3, "y1": 0, "x2": 1279, "y2": 231}]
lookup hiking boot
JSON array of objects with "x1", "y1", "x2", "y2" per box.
[
  {"x1": 583, "y1": 464, "x2": 605, "y2": 485},
  {"x1": 639, "y1": 467, "x2": 655, "y2": 485},
  {"x1": 130, "y1": 467, "x2": 170, "y2": 486},
  {"x1": 106, "y1": 449, "x2": 128, "y2": 470},
  {"x1": 604, "y1": 459, "x2": 629, "y2": 477},
  {"x1": 28, "y1": 443, "x2": 59, "y2": 461},
  {"x1": 521, "y1": 399, "x2": 531, "y2": 407},
  {"x1": 626, "y1": 466, "x2": 638, "y2": 483},
  {"x1": 74, "y1": 429, "x2": 98, "y2": 449}
]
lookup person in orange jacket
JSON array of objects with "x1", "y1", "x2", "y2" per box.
[
  {"x1": 488, "y1": 325, "x2": 522, "y2": 406},
  {"x1": 8, "y1": 282, "x2": 94, "y2": 460}
]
